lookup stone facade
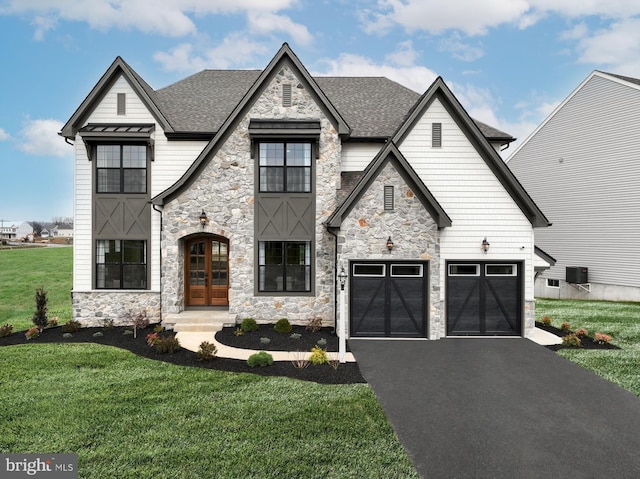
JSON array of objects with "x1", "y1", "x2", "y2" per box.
[
  {"x1": 72, "y1": 291, "x2": 160, "y2": 326},
  {"x1": 160, "y1": 65, "x2": 340, "y2": 325},
  {"x1": 336, "y1": 162, "x2": 444, "y2": 338}
]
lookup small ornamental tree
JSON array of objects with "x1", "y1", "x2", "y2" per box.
[{"x1": 32, "y1": 287, "x2": 49, "y2": 332}]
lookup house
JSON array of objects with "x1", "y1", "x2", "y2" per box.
[
  {"x1": 51, "y1": 224, "x2": 74, "y2": 238},
  {"x1": 15, "y1": 221, "x2": 34, "y2": 240},
  {"x1": 0, "y1": 221, "x2": 17, "y2": 240},
  {"x1": 60, "y1": 43, "x2": 549, "y2": 339},
  {"x1": 507, "y1": 71, "x2": 640, "y2": 302}
]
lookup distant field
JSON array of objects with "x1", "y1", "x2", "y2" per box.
[{"x1": 0, "y1": 247, "x2": 72, "y2": 331}]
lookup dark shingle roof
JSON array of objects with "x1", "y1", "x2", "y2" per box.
[
  {"x1": 602, "y1": 71, "x2": 640, "y2": 87},
  {"x1": 156, "y1": 70, "x2": 512, "y2": 141}
]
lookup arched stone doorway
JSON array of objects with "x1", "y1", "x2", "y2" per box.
[{"x1": 184, "y1": 235, "x2": 229, "y2": 307}]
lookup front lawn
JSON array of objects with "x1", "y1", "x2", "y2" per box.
[
  {"x1": 536, "y1": 298, "x2": 640, "y2": 397},
  {"x1": 0, "y1": 247, "x2": 72, "y2": 331},
  {"x1": 0, "y1": 343, "x2": 419, "y2": 478}
]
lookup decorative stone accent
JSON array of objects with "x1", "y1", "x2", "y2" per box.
[
  {"x1": 160, "y1": 64, "x2": 340, "y2": 326},
  {"x1": 72, "y1": 291, "x2": 160, "y2": 327},
  {"x1": 336, "y1": 162, "x2": 444, "y2": 338}
]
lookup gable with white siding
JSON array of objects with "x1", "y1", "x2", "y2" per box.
[{"x1": 507, "y1": 71, "x2": 640, "y2": 301}]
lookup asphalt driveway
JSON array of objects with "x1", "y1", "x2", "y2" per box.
[{"x1": 349, "y1": 338, "x2": 640, "y2": 479}]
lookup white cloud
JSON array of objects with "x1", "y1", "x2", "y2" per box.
[
  {"x1": 0, "y1": 128, "x2": 10, "y2": 141},
  {"x1": 438, "y1": 33, "x2": 484, "y2": 62},
  {"x1": 1, "y1": 0, "x2": 298, "y2": 38},
  {"x1": 384, "y1": 40, "x2": 419, "y2": 67},
  {"x1": 247, "y1": 12, "x2": 313, "y2": 46},
  {"x1": 571, "y1": 18, "x2": 640, "y2": 76},
  {"x1": 316, "y1": 52, "x2": 438, "y2": 94},
  {"x1": 154, "y1": 34, "x2": 269, "y2": 72},
  {"x1": 18, "y1": 119, "x2": 69, "y2": 157}
]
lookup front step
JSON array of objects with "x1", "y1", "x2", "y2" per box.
[{"x1": 163, "y1": 310, "x2": 234, "y2": 333}]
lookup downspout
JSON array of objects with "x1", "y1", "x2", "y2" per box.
[
  {"x1": 151, "y1": 203, "x2": 163, "y2": 324},
  {"x1": 326, "y1": 225, "x2": 339, "y2": 335}
]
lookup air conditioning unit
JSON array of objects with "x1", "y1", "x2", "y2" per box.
[{"x1": 566, "y1": 267, "x2": 588, "y2": 284}]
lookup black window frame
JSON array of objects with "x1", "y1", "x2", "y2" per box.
[
  {"x1": 95, "y1": 239, "x2": 147, "y2": 290},
  {"x1": 258, "y1": 240, "x2": 311, "y2": 293},
  {"x1": 258, "y1": 141, "x2": 312, "y2": 193},
  {"x1": 96, "y1": 143, "x2": 148, "y2": 194}
]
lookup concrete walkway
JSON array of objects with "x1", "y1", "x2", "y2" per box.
[{"x1": 349, "y1": 338, "x2": 640, "y2": 479}]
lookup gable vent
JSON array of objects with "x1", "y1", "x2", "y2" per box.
[
  {"x1": 384, "y1": 185, "x2": 394, "y2": 210},
  {"x1": 117, "y1": 93, "x2": 126, "y2": 115},
  {"x1": 432, "y1": 122, "x2": 442, "y2": 147},
  {"x1": 282, "y1": 84, "x2": 292, "y2": 107}
]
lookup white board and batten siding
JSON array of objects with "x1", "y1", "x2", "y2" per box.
[
  {"x1": 507, "y1": 73, "x2": 640, "y2": 290},
  {"x1": 74, "y1": 75, "x2": 207, "y2": 291},
  {"x1": 397, "y1": 98, "x2": 536, "y2": 300}
]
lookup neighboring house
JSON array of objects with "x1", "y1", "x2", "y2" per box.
[
  {"x1": 61, "y1": 43, "x2": 549, "y2": 339},
  {"x1": 16, "y1": 221, "x2": 34, "y2": 240},
  {"x1": 40, "y1": 228, "x2": 50, "y2": 238},
  {"x1": 508, "y1": 71, "x2": 640, "y2": 302},
  {"x1": 0, "y1": 222, "x2": 17, "y2": 239},
  {"x1": 51, "y1": 224, "x2": 74, "y2": 238}
]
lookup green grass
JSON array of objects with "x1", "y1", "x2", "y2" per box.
[
  {"x1": 0, "y1": 247, "x2": 72, "y2": 331},
  {"x1": 536, "y1": 298, "x2": 640, "y2": 397},
  {"x1": 0, "y1": 343, "x2": 419, "y2": 478}
]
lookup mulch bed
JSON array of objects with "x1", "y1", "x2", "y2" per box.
[
  {"x1": 535, "y1": 322, "x2": 621, "y2": 351},
  {"x1": 0, "y1": 325, "x2": 365, "y2": 385}
]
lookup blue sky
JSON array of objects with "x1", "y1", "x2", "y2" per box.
[{"x1": 1, "y1": 0, "x2": 640, "y2": 223}]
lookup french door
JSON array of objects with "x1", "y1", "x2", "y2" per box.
[{"x1": 185, "y1": 236, "x2": 229, "y2": 306}]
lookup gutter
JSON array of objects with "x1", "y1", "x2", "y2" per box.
[
  {"x1": 151, "y1": 203, "x2": 163, "y2": 324},
  {"x1": 325, "y1": 225, "x2": 339, "y2": 335}
]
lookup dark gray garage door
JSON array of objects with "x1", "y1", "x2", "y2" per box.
[
  {"x1": 350, "y1": 261, "x2": 427, "y2": 337},
  {"x1": 447, "y1": 262, "x2": 521, "y2": 336}
]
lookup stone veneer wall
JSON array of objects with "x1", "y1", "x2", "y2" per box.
[
  {"x1": 160, "y1": 65, "x2": 340, "y2": 325},
  {"x1": 72, "y1": 291, "x2": 161, "y2": 326},
  {"x1": 336, "y1": 162, "x2": 444, "y2": 339}
]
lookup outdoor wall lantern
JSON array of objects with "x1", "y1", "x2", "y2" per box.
[
  {"x1": 386, "y1": 236, "x2": 394, "y2": 252},
  {"x1": 338, "y1": 266, "x2": 348, "y2": 291},
  {"x1": 482, "y1": 237, "x2": 490, "y2": 254},
  {"x1": 199, "y1": 209, "x2": 208, "y2": 227}
]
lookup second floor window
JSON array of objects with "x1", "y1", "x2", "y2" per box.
[
  {"x1": 97, "y1": 144, "x2": 147, "y2": 193},
  {"x1": 259, "y1": 142, "x2": 311, "y2": 192}
]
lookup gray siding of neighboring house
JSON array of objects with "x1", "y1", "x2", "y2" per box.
[{"x1": 508, "y1": 74, "x2": 640, "y2": 298}]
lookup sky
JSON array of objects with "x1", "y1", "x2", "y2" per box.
[{"x1": 1, "y1": 0, "x2": 640, "y2": 223}]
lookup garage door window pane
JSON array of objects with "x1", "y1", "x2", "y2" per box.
[
  {"x1": 486, "y1": 264, "x2": 516, "y2": 276},
  {"x1": 391, "y1": 264, "x2": 423, "y2": 276},
  {"x1": 449, "y1": 264, "x2": 479, "y2": 276},
  {"x1": 353, "y1": 264, "x2": 385, "y2": 276}
]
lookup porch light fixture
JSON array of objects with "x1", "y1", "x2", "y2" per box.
[
  {"x1": 199, "y1": 209, "x2": 208, "y2": 227},
  {"x1": 482, "y1": 237, "x2": 490, "y2": 254},
  {"x1": 338, "y1": 266, "x2": 347, "y2": 291},
  {"x1": 386, "y1": 236, "x2": 394, "y2": 252}
]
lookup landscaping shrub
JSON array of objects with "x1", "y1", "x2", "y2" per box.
[
  {"x1": 61, "y1": 320, "x2": 81, "y2": 333},
  {"x1": 0, "y1": 323, "x2": 13, "y2": 337},
  {"x1": 260, "y1": 337, "x2": 271, "y2": 345},
  {"x1": 146, "y1": 332, "x2": 160, "y2": 346},
  {"x1": 234, "y1": 327, "x2": 245, "y2": 336},
  {"x1": 241, "y1": 317, "x2": 258, "y2": 332},
  {"x1": 247, "y1": 351, "x2": 273, "y2": 367},
  {"x1": 274, "y1": 318, "x2": 292, "y2": 334},
  {"x1": 316, "y1": 338, "x2": 327, "y2": 347},
  {"x1": 197, "y1": 341, "x2": 217, "y2": 361},
  {"x1": 575, "y1": 328, "x2": 589, "y2": 338},
  {"x1": 290, "y1": 332, "x2": 302, "y2": 340},
  {"x1": 593, "y1": 332, "x2": 613, "y2": 345},
  {"x1": 93, "y1": 332, "x2": 103, "y2": 338},
  {"x1": 306, "y1": 317, "x2": 322, "y2": 332},
  {"x1": 25, "y1": 327, "x2": 40, "y2": 340},
  {"x1": 540, "y1": 316, "x2": 552, "y2": 326},
  {"x1": 560, "y1": 322, "x2": 572, "y2": 332},
  {"x1": 562, "y1": 334, "x2": 581, "y2": 347},
  {"x1": 309, "y1": 346, "x2": 329, "y2": 365},
  {"x1": 47, "y1": 317, "x2": 58, "y2": 328},
  {"x1": 31, "y1": 287, "x2": 49, "y2": 331},
  {"x1": 155, "y1": 335, "x2": 181, "y2": 354}
]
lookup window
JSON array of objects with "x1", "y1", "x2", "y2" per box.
[
  {"x1": 547, "y1": 278, "x2": 560, "y2": 288},
  {"x1": 353, "y1": 264, "x2": 385, "y2": 277},
  {"x1": 258, "y1": 241, "x2": 311, "y2": 292},
  {"x1": 259, "y1": 142, "x2": 311, "y2": 192},
  {"x1": 384, "y1": 185, "x2": 394, "y2": 210},
  {"x1": 432, "y1": 122, "x2": 442, "y2": 147},
  {"x1": 391, "y1": 264, "x2": 423, "y2": 277},
  {"x1": 96, "y1": 144, "x2": 147, "y2": 193},
  {"x1": 449, "y1": 264, "x2": 479, "y2": 276},
  {"x1": 486, "y1": 264, "x2": 517, "y2": 276},
  {"x1": 96, "y1": 240, "x2": 147, "y2": 289}
]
